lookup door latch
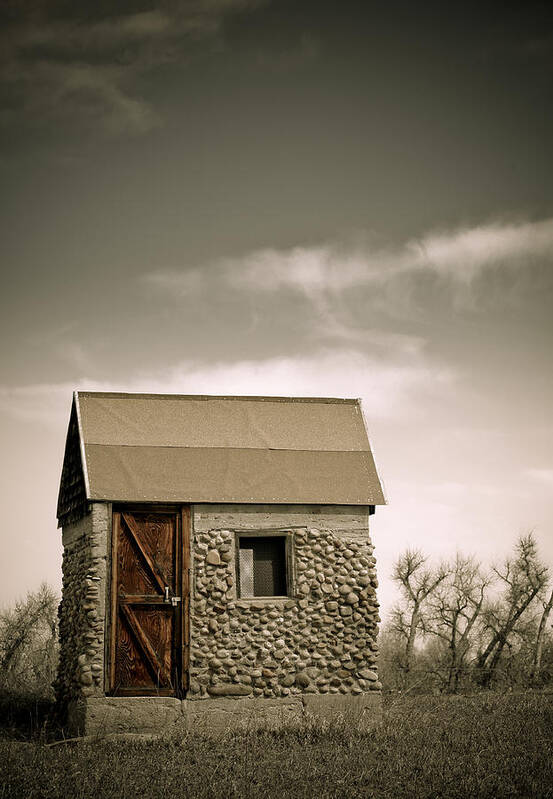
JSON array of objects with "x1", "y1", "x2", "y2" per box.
[{"x1": 164, "y1": 587, "x2": 180, "y2": 606}]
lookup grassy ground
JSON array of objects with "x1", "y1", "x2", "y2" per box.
[{"x1": 1, "y1": 692, "x2": 552, "y2": 799}]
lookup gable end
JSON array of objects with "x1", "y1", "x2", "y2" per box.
[{"x1": 57, "y1": 400, "x2": 89, "y2": 527}]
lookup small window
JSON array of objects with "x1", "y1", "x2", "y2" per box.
[{"x1": 238, "y1": 536, "x2": 287, "y2": 597}]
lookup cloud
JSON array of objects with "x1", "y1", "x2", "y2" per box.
[
  {"x1": 222, "y1": 217, "x2": 553, "y2": 294},
  {"x1": 146, "y1": 217, "x2": 553, "y2": 294},
  {"x1": 19, "y1": 61, "x2": 163, "y2": 135},
  {"x1": 143, "y1": 217, "x2": 553, "y2": 339},
  {"x1": 419, "y1": 218, "x2": 553, "y2": 280},
  {"x1": 0, "y1": 1, "x2": 267, "y2": 137},
  {"x1": 0, "y1": 347, "x2": 454, "y2": 430}
]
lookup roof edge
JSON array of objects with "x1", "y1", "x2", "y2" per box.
[
  {"x1": 89, "y1": 498, "x2": 384, "y2": 507},
  {"x1": 75, "y1": 391, "x2": 360, "y2": 404},
  {"x1": 74, "y1": 391, "x2": 91, "y2": 500},
  {"x1": 357, "y1": 398, "x2": 387, "y2": 506}
]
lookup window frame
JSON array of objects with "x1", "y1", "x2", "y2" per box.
[{"x1": 234, "y1": 530, "x2": 295, "y2": 599}]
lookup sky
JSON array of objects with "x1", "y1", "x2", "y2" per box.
[{"x1": 1, "y1": 0, "x2": 553, "y2": 615}]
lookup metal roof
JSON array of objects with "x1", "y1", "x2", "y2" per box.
[{"x1": 59, "y1": 391, "x2": 386, "y2": 510}]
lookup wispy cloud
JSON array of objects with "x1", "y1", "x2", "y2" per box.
[
  {"x1": 14, "y1": 61, "x2": 164, "y2": 136},
  {"x1": 144, "y1": 217, "x2": 553, "y2": 338},
  {"x1": 220, "y1": 217, "x2": 553, "y2": 294},
  {"x1": 418, "y1": 218, "x2": 553, "y2": 279},
  {"x1": 0, "y1": 1, "x2": 267, "y2": 137}
]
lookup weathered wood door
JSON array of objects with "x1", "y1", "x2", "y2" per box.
[{"x1": 110, "y1": 507, "x2": 190, "y2": 696}]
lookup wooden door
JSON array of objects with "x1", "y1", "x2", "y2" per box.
[{"x1": 109, "y1": 507, "x2": 189, "y2": 696}]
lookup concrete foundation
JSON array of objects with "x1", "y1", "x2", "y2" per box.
[{"x1": 70, "y1": 692, "x2": 382, "y2": 737}]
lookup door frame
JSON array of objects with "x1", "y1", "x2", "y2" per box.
[{"x1": 108, "y1": 504, "x2": 190, "y2": 697}]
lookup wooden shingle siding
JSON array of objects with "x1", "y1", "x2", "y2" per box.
[{"x1": 57, "y1": 402, "x2": 89, "y2": 527}]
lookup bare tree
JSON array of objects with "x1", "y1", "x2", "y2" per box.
[
  {"x1": 427, "y1": 554, "x2": 491, "y2": 692},
  {"x1": 531, "y1": 586, "x2": 553, "y2": 684},
  {"x1": 476, "y1": 533, "x2": 549, "y2": 688},
  {"x1": 0, "y1": 583, "x2": 59, "y2": 695},
  {"x1": 390, "y1": 549, "x2": 449, "y2": 676}
]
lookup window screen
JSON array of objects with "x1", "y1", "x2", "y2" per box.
[{"x1": 238, "y1": 536, "x2": 287, "y2": 597}]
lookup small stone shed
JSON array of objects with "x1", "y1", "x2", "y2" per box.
[{"x1": 55, "y1": 392, "x2": 385, "y2": 735}]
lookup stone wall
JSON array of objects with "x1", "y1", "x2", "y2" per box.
[
  {"x1": 189, "y1": 505, "x2": 382, "y2": 701},
  {"x1": 55, "y1": 504, "x2": 109, "y2": 721},
  {"x1": 57, "y1": 502, "x2": 381, "y2": 735}
]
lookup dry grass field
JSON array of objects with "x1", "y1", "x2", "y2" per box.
[{"x1": 1, "y1": 692, "x2": 552, "y2": 799}]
